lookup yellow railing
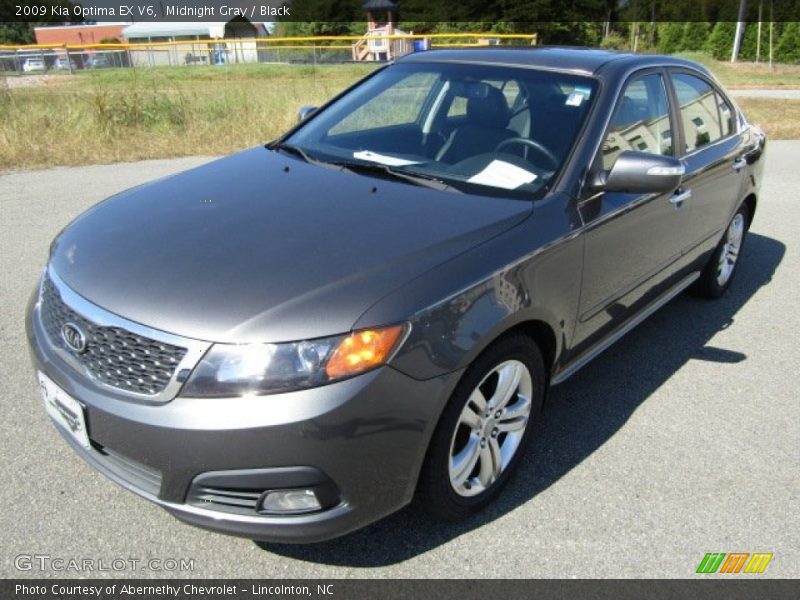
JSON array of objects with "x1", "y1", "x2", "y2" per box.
[{"x1": 0, "y1": 32, "x2": 536, "y2": 52}]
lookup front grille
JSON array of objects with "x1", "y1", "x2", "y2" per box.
[{"x1": 40, "y1": 275, "x2": 187, "y2": 395}]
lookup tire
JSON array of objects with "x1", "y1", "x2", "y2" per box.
[
  {"x1": 416, "y1": 333, "x2": 546, "y2": 521},
  {"x1": 693, "y1": 203, "x2": 750, "y2": 299}
]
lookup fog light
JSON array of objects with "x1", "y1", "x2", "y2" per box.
[{"x1": 259, "y1": 489, "x2": 321, "y2": 514}]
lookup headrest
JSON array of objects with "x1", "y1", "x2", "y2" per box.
[
  {"x1": 549, "y1": 93, "x2": 568, "y2": 108},
  {"x1": 466, "y1": 86, "x2": 510, "y2": 128}
]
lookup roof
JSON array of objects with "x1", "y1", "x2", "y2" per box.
[
  {"x1": 399, "y1": 47, "x2": 706, "y2": 76},
  {"x1": 123, "y1": 22, "x2": 228, "y2": 39},
  {"x1": 33, "y1": 22, "x2": 128, "y2": 30},
  {"x1": 363, "y1": 0, "x2": 399, "y2": 10}
]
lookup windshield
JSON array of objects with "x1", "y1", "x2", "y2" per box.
[{"x1": 285, "y1": 61, "x2": 596, "y2": 199}]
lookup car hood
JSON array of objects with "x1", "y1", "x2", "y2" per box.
[{"x1": 50, "y1": 146, "x2": 531, "y2": 343}]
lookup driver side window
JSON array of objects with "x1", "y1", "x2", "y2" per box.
[{"x1": 602, "y1": 73, "x2": 673, "y2": 170}]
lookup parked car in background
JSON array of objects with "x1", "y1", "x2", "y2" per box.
[
  {"x1": 21, "y1": 58, "x2": 45, "y2": 73},
  {"x1": 84, "y1": 54, "x2": 111, "y2": 69},
  {"x1": 52, "y1": 57, "x2": 78, "y2": 71},
  {"x1": 27, "y1": 48, "x2": 766, "y2": 544}
]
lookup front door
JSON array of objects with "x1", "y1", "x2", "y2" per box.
[{"x1": 573, "y1": 70, "x2": 690, "y2": 353}]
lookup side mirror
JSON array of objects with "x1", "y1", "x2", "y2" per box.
[
  {"x1": 593, "y1": 151, "x2": 685, "y2": 194},
  {"x1": 297, "y1": 105, "x2": 318, "y2": 122}
]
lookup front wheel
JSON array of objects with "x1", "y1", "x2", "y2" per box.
[
  {"x1": 693, "y1": 204, "x2": 750, "y2": 299},
  {"x1": 416, "y1": 334, "x2": 546, "y2": 521}
]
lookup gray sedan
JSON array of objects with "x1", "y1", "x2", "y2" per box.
[{"x1": 26, "y1": 48, "x2": 766, "y2": 543}]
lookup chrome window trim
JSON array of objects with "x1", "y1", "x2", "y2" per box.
[{"x1": 36, "y1": 265, "x2": 211, "y2": 404}]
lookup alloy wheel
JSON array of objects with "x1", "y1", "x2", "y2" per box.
[
  {"x1": 448, "y1": 359, "x2": 533, "y2": 497},
  {"x1": 716, "y1": 213, "x2": 745, "y2": 287}
]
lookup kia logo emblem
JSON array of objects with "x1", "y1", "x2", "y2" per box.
[{"x1": 61, "y1": 322, "x2": 87, "y2": 353}]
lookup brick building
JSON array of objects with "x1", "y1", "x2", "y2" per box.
[{"x1": 33, "y1": 23, "x2": 127, "y2": 46}]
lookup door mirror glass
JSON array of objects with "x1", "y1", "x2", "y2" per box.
[
  {"x1": 599, "y1": 151, "x2": 684, "y2": 194},
  {"x1": 297, "y1": 105, "x2": 318, "y2": 122}
]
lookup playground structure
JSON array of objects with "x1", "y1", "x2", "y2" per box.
[{"x1": 352, "y1": 0, "x2": 411, "y2": 61}]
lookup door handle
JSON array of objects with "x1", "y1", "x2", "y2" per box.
[
  {"x1": 732, "y1": 157, "x2": 747, "y2": 172},
  {"x1": 670, "y1": 188, "x2": 692, "y2": 205}
]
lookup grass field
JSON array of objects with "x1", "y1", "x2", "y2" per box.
[
  {"x1": 680, "y1": 52, "x2": 800, "y2": 88},
  {"x1": 1, "y1": 56, "x2": 798, "y2": 171},
  {"x1": 736, "y1": 97, "x2": 800, "y2": 139},
  {"x1": 0, "y1": 64, "x2": 377, "y2": 170}
]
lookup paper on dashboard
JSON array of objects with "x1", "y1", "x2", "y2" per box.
[
  {"x1": 353, "y1": 150, "x2": 420, "y2": 166},
  {"x1": 467, "y1": 160, "x2": 537, "y2": 189}
]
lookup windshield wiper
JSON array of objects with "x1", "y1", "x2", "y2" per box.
[
  {"x1": 268, "y1": 141, "x2": 323, "y2": 165},
  {"x1": 269, "y1": 145, "x2": 462, "y2": 193},
  {"x1": 329, "y1": 160, "x2": 462, "y2": 193}
]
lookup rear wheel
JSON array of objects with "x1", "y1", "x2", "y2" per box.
[
  {"x1": 693, "y1": 203, "x2": 750, "y2": 299},
  {"x1": 416, "y1": 334, "x2": 546, "y2": 521}
]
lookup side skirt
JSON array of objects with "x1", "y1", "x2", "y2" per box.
[{"x1": 550, "y1": 270, "x2": 701, "y2": 386}]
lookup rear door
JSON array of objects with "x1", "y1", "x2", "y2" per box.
[
  {"x1": 666, "y1": 70, "x2": 747, "y2": 259},
  {"x1": 573, "y1": 69, "x2": 690, "y2": 352}
]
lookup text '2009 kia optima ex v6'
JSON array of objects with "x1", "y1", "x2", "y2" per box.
[{"x1": 27, "y1": 48, "x2": 765, "y2": 543}]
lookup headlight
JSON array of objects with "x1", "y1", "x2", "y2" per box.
[{"x1": 180, "y1": 324, "x2": 407, "y2": 397}]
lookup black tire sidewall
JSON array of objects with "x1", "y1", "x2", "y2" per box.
[{"x1": 417, "y1": 333, "x2": 546, "y2": 520}]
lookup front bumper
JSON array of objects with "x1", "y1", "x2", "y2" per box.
[{"x1": 26, "y1": 292, "x2": 461, "y2": 543}]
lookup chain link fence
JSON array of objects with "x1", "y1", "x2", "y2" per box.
[{"x1": 0, "y1": 33, "x2": 537, "y2": 75}]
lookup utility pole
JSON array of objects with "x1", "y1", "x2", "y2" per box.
[
  {"x1": 756, "y1": 0, "x2": 763, "y2": 62},
  {"x1": 731, "y1": 0, "x2": 748, "y2": 62},
  {"x1": 769, "y1": 0, "x2": 774, "y2": 69}
]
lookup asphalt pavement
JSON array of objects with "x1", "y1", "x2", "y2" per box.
[
  {"x1": 730, "y1": 88, "x2": 800, "y2": 99},
  {"x1": 0, "y1": 145, "x2": 797, "y2": 578}
]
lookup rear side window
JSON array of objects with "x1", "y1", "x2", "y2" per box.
[
  {"x1": 602, "y1": 73, "x2": 673, "y2": 170},
  {"x1": 671, "y1": 72, "x2": 726, "y2": 152}
]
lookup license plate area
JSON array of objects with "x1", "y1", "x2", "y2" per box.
[{"x1": 39, "y1": 371, "x2": 91, "y2": 449}]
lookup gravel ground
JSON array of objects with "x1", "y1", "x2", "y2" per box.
[{"x1": 0, "y1": 146, "x2": 797, "y2": 578}]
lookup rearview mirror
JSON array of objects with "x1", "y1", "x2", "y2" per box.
[
  {"x1": 594, "y1": 151, "x2": 685, "y2": 194},
  {"x1": 297, "y1": 105, "x2": 318, "y2": 122}
]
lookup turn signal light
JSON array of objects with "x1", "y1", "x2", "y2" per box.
[{"x1": 325, "y1": 325, "x2": 405, "y2": 379}]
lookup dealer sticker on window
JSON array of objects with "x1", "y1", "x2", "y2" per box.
[{"x1": 566, "y1": 86, "x2": 592, "y2": 107}]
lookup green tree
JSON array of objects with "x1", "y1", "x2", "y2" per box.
[
  {"x1": 600, "y1": 30, "x2": 628, "y2": 50},
  {"x1": 0, "y1": 21, "x2": 34, "y2": 44},
  {"x1": 657, "y1": 22, "x2": 684, "y2": 54},
  {"x1": 705, "y1": 21, "x2": 736, "y2": 60},
  {"x1": 680, "y1": 21, "x2": 710, "y2": 52},
  {"x1": 0, "y1": 0, "x2": 83, "y2": 44},
  {"x1": 775, "y1": 21, "x2": 800, "y2": 63}
]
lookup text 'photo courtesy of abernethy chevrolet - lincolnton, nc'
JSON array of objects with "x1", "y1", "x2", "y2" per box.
[{"x1": 27, "y1": 47, "x2": 765, "y2": 543}]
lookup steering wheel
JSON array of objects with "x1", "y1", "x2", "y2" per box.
[{"x1": 494, "y1": 137, "x2": 559, "y2": 170}]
